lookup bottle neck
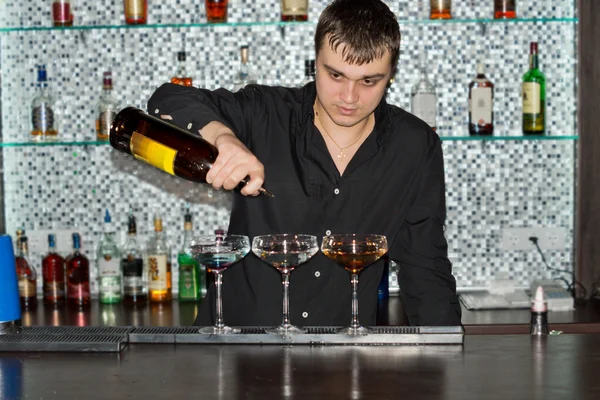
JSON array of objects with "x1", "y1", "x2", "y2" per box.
[
  {"x1": 530, "y1": 54, "x2": 539, "y2": 70},
  {"x1": 48, "y1": 244, "x2": 57, "y2": 253}
]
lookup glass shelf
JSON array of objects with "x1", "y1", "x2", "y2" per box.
[
  {"x1": 0, "y1": 17, "x2": 578, "y2": 33},
  {"x1": 0, "y1": 136, "x2": 578, "y2": 147}
]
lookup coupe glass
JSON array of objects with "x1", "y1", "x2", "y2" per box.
[
  {"x1": 252, "y1": 234, "x2": 319, "y2": 335},
  {"x1": 321, "y1": 234, "x2": 388, "y2": 335},
  {"x1": 190, "y1": 234, "x2": 250, "y2": 334}
]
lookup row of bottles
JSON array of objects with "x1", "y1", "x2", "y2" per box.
[
  {"x1": 430, "y1": 0, "x2": 517, "y2": 20},
  {"x1": 14, "y1": 209, "x2": 208, "y2": 310},
  {"x1": 412, "y1": 41, "x2": 546, "y2": 135}
]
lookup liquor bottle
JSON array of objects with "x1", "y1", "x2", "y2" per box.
[
  {"x1": 299, "y1": 59, "x2": 315, "y2": 87},
  {"x1": 31, "y1": 65, "x2": 58, "y2": 139},
  {"x1": 42, "y1": 234, "x2": 66, "y2": 307},
  {"x1": 522, "y1": 42, "x2": 546, "y2": 135},
  {"x1": 52, "y1": 0, "x2": 74, "y2": 27},
  {"x1": 530, "y1": 286, "x2": 549, "y2": 335},
  {"x1": 97, "y1": 209, "x2": 122, "y2": 304},
  {"x1": 147, "y1": 213, "x2": 172, "y2": 303},
  {"x1": 171, "y1": 51, "x2": 193, "y2": 87},
  {"x1": 430, "y1": 0, "x2": 451, "y2": 20},
  {"x1": 121, "y1": 212, "x2": 148, "y2": 306},
  {"x1": 178, "y1": 208, "x2": 204, "y2": 302},
  {"x1": 124, "y1": 0, "x2": 147, "y2": 25},
  {"x1": 494, "y1": 0, "x2": 517, "y2": 19},
  {"x1": 96, "y1": 72, "x2": 118, "y2": 141},
  {"x1": 66, "y1": 233, "x2": 91, "y2": 308},
  {"x1": 109, "y1": 107, "x2": 274, "y2": 197},
  {"x1": 280, "y1": 0, "x2": 308, "y2": 22},
  {"x1": 411, "y1": 50, "x2": 437, "y2": 131},
  {"x1": 232, "y1": 45, "x2": 258, "y2": 92},
  {"x1": 468, "y1": 63, "x2": 494, "y2": 136},
  {"x1": 15, "y1": 235, "x2": 37, "y2": 310},
  {"x1": 206, "y1": 0, "x2": 228, "y2": 23}
]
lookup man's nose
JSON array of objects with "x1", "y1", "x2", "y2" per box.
[{"x1": 340, "y1": 81, "x2": 358, "y2": 104}]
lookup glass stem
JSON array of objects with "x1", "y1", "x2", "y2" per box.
[
  {"x1": 215, "y1": 272, "x2": 224, "y2": 329},
  {"x1": 351, "y1": 273, "x2": 360, "y2": 329},
  {"x1": 282, "y1": 273, "x2": 291, "y2": 328}
]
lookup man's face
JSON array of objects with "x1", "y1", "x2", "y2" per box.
[{"x1": 315, "y1": 40, "x2": 392, "y2": 129}]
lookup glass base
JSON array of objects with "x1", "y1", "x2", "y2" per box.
[
  {"x1": 266, "y1": 325, "x2": 304, "y2": 335},
  {"x1": 339, "y1": 326, "x2": 371, "y2": 336},
  {"x1": 199, "y1": 325, "x2": 241, "y2": 335}
]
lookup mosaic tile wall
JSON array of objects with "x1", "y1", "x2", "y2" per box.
[{"x1": 0, "y1": 0, "x2": 578, "y2": 293}]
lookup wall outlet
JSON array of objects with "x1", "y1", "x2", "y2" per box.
[{"x1": 501, "y1": 227, "x2": 567, "y2": 251}]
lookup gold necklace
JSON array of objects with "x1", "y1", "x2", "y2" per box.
[{"x1": 314, "y1": 106, "x2": 368, "y2": 162}]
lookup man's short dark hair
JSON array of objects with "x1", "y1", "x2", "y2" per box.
[{"x1": 314, "y1": 0, "x2": 401, "y2": 75}]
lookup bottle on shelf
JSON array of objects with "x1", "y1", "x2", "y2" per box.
[
  {"x1": 15, "y1": 232, "x2": 37, "y2": 310},
  {"x1": 280, "y1": 0, "x2": 308, "y2": 22},
  {"x1": 52, "y1": 0, "x2": 74, "y2": 27},
  {"x1": 430, "y1": 0, "x2": 451, "y2": 20},
  {"x1": 171, "y1": 51, "x2": 193, "y2": 87},
  {"x1": 109, "y1": 107, "x2": 274, "y2": 197},
  {"x1": 31, "y1": 65, "x2": 58, "y2": 140},
  {"x1": 97, "y1": 71, "x2": 118, "y2": 141},
  {"x1": 124, "y1": 0, "x2": 148, "y2": 25},
  {"x1": 411, "y1": 50, "x2": 437, "y2": 131},
  {"x1": 42, "y1": 233, "x2": 66, "y2": 307},
  {"x1": 522, "y1": 42, "x2": 546, "y2": 135},
  {"x1": 232, "y1": 45, "x2": 258, "y2": 92},
  {"x1": 147, "y1": 213, "x2": 172, "y2": 303},
  {"x1": 468, "y1": 63, "x2": 494, "y2": 136},
  {"x1": 299, "y1": 59, "x2": 315, "y2": 87},
  {"x1": 178, "y1": 208, "x2": 204, "y2": 302},
  {"x1": 66, "y1": 233, "x2": 91, "y2": 308},
  {"x1": 97, "y1": 209, "x2": 122, "y2": 304},
  {"x1": 121, "y1": 211, "x2": 148, "y2": 306},
  {"x1": 530, "y1": 286, "x2": 549, "y2": 335},
  {"x1": 206, "y1": 0, "x2": 228, "y2": 23},
  {"x1": 494, "y1": 0, "x2": 517, "y2": 20}
]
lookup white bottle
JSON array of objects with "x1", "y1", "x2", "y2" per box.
[{"x1": 411, "y1": 50, "x2": 437, "y2": 130}]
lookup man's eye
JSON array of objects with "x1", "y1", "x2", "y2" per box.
[
  {"x1": 330, "y1": 73, "x2": 341, "y2": 80},
  {"x1": 363, "y1": 79, "x2": 375, "y2": 86}
]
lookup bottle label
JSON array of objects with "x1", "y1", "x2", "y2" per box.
[
  {"x1": 470, "y1": 87, "x2": 493, "y2": 125},
  {"x1": 148, "y1": 254, "x2": 168, "y2": 290},
  {"x1": 522, "y1": 82, "x2": 541, "y2": 114},
  {"x1": 44, "y1": 281, "x2": 65, "y2": 299},
  {"x1": 125, "y1": 0, "x2": 146, "y2": 18},
  {"x1": 99, "y1": 256, "x2": 120, "y2": 276},
  {"x1": 131, "y1": 131, "x2": 177, "y2": 176},
  {"x1": 97, "y1": 110, "x2": 117, "y2": 137},
  {"x1": 99, "y1": 276, "x2": 122, "y2": 300},
  {"x1": 18, "y1": 278, "x2": 36, "y2": 297},
  {"x1": 179, "y1": 263, "x2": 198, "y2": 299},
  {"x1": 281, "y1": 0, "x2": 308, "y2": 16},
  {"x1": 122, "y1": 257, "x2": 145, "y2": 295},
  {"x1": 411, "y1": 93, "x2": 437, "y2": 128},
  {"x1": 32, "y1": 105, "x2": 55, "y2": 133}
]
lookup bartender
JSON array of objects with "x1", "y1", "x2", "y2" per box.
[{"x1": 147, "y1": 0, "x2": 461, "y2": 327}]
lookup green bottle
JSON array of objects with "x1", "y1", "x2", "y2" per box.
[
  {"x1": 178, "y1": 209, "x2": 204, "y2": 301},
  {"x1": 522, "y1": 42, "x2": 546, "y2": 135},
  {"x1": 97, "y1": 209, "x2": 122, "y2": 304}
]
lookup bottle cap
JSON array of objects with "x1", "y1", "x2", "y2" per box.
[
  {"x1": 72, "y1": 233, "x2": 81, "y2": 250},
  {"x1": 177, "y1": 51, "x2": 187, "y2": 62},
  {"x1": 531, "y1": 285, "x2": 547, "y2": 313},
  {"x1": 103, "y1": 71, "x2": 113, "y2": 89},
  {"x1": 48, "y1": 234, "x2": 56, "y2": 248},
  {"x1": 37, "y1": 65, "x2": 47, "y2": 82},
  {"x1": 104, "y1": 209, "x2": 111, "y2": 223},
  {"x1": 476, "y1": 63, "x2": 485, "y2": 75},
  {"x1": 530, "y1": 42, "x2": 538, "y2": 54},
  {"x1": 128, "y1": 213, "x2": 137, "y2": 235},
  {"x1": 240, "y1": 45, "x2": 249, "y2": 64}
]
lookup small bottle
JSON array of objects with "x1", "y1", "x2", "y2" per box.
[
  {"x1": 178, "y1": 208, "x2": 204, "y2": 302},
  {"x1": 96, "y1": 71, "x2": 118, "y2": 141},
  {"x1": 31, "y1": 65, "x2": 58, "y2": 139},
  {"x1": 494, "y1": 0, "x2": 517, "y2": 19},
  {"x1": 280, "y1": 0, "x2": 308, "y2": 22},
  {"x1": 147, "y1": 213, "x2": 172, "y2": 303},
  {"x1": 66, "y1": 233, "x2": 91, "y2": 308},
  {"x1": 124, "y1": 0, "x2": 148, "y2": 25},
  {"x1": 430, "y1": 0, "x2": 451, "y2": 20},
  {"x1": 171, "y1": 51, "x2": 193, "y2": 87},
  {"x1": 411, "y1": 50, "x2": 437, "y2": 131},
  {"x1": 530, "y1": 286, "x2": 549, "y2": 335},
  {"x1": 232, "y1": 45, "x2": 258, "y2": 92},
  {"x1": 97, "y1": 209, "x2": 122, "y2": 304},
  {"x1": 468, "y1": 63, "x2": 494, "y2": 136},
  {"x1": 52, "y1": 0, "x2": 74, "y2": 27},
  {"x1": 299, "y1": 59, "x2": 315, "y2": 87},
  {"x1": 121, "y1": 212, "x2": 148, "y2": 306},
  {"x1": 15, "y1": 234, "x2": 37, "y2": 310},
  {"x1": 42, "y1": 234, "x2": 66, "y2": 307},
  {"x1": 205, "y1": 0, "x2": 228, "y2": 23},
  {"x1": 522, "y1": 42, "x2": 546, "y2": 135}
]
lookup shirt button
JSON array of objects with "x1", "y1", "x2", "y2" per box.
[
  {"x1": 302, "y1": 312, "x2": 309, "y2": 318},
  {"x1": 315, "y1": 271, "x2": 321, "y2": 278},
  {"x1": 325, "y1": 230, "x2": 331, "y2": 236},
  {"x1": 187, "y1": 123, "x2": 193, "y2": 129},
  {"x1": 334, "y1": 188, "x2": 340, "y2": 195},
  {"x1": 154, "y1": 109, "x2": 159, "y2": 114}
]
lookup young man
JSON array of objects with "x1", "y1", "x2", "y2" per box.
[{"x1": 148, "y1": 0, "x2": 461, "y2": 327}]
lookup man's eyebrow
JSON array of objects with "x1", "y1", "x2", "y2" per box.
[{"x1": 322, "y1": 64, "x2": 386, "y2": 80}]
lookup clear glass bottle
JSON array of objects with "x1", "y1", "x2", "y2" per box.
[
  {"x1": 66, "y1": 233, "x2": 91, "y2": 308},
  {"x1": 468, "y1": 63, "x2": 494, "y2": 136},
  {"x1": 31, "y1": 65, "x2": 58, "y2": 140},
  {"x1": 430, "y1": 0, "x2": 451, "y2": 20},
  {"x1": 97, "y1": 209, "x2": 122, "y2": 304},
  {"x1": 522, "y1": 42, "x2": 546, "y2": 135},
  {"x1": 232, "y1": 45, "x2": 258, "y2": 92},
  {"x1": 96, "y1": 71, "x2": 118, "y2": 141},
  {"x1": 178, "y1": 208, "x2": 204, "y2": 302},
  {"x1": 122, "y1": 212, "x2": 148, "y2": 306},
  {"x1": 15, "y1": 233, "x2": 37, "y2": 310},
  {"x1": 171, "y1": 51, "x2": 193, "y2": 87},
  {"x1": 42, "y1": 233, "x2": 66, "y2": 307},
  {"x1": 411, "y1": 50, "x2": 437, "y2": 131},
  {"x1": 280, "y1": 0, "x2": 308, "y2": 22},
  {"x1": 147, "y1": 213, "x2": 172, "y2": 303},
  {"x1": 124, "y1": 0, "x2": 147, "y2": 25},
  {"x1": 299, "y1": 59, "x2": 315, "y2": 87}
]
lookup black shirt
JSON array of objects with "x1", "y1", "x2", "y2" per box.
[{"x1": 147, "y1": 82, "x2": 462, "y2": 327}]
